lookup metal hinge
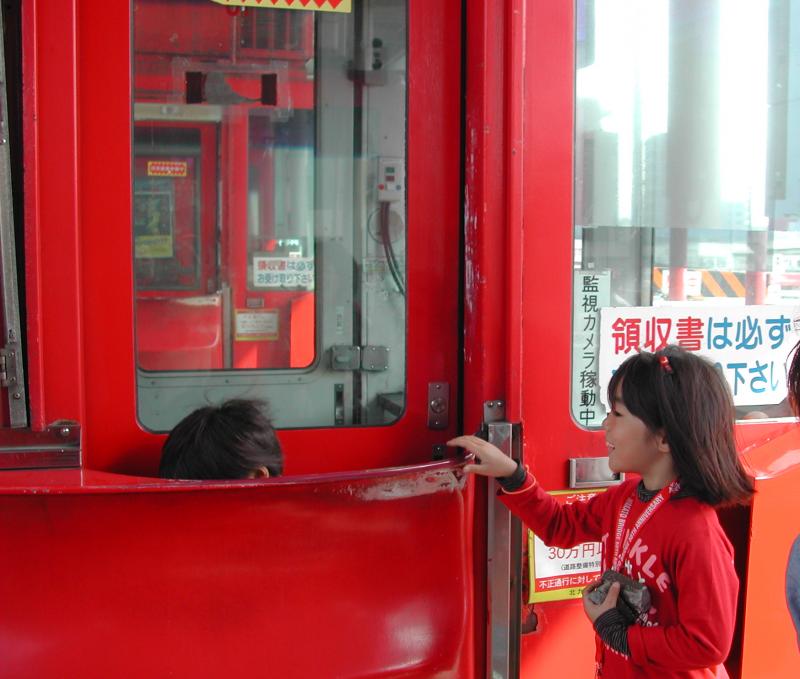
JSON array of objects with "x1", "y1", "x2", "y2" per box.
[
  {"x1": 330, "y1": 345, "x2": 390, "y2": 372},
  {"x1": 0, "y1": 344, "x2": 22, "y2": 397}
]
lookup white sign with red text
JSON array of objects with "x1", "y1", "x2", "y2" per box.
[
  {"x1": 599, "y1": 305, "x2": 798, "y2": 407},
  {"x1": 529, "y1": 489, "x2": 604, "y2": 603}
]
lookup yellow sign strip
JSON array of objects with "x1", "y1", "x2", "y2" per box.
[
  {"x1": 701, "y1": 270, "x2": 726, "y2": 298},
  {"x1": 721, "y1": 270, "x2": 746, "y2": 297},
  {"x1": 210, "y1": 0, "x2": 351, "y2": 12},
  {"x1": 652, "y1": 266, "x2": 663, "y2": 290}
]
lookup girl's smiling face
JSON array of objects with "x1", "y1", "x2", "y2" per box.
[{"x1": 603, "y1": 383, "x2": 663, "y2": 476}]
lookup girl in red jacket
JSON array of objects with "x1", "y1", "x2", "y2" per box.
[{"x1": 449, "y1": 345, "x2": 753, "y2": 678}]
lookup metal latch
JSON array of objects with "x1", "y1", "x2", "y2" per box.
[{"x1": 330, "y1": 345, "x2": 390, "y2": 372}]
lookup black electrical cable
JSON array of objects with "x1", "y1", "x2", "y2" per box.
[{"x1": 379, "y1": 201, "x2": 406, "y2": 296}]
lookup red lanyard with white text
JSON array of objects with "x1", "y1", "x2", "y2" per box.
[{"x1": 610, "y1": 479, "x2": 681, "y2": 572}]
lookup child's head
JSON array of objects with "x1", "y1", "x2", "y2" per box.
[
  {"x1": 607, "y1": 345, "x2": 753, "y2": 505},
  {"x1": 159, "y1": 398, "x2": 283, "y2": 480}
]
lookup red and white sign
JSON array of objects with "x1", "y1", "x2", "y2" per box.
[
  {"x1": 598, "y1": 304, "x2": 798, "y2": 407},
  {"x1": 147, "y1": 160, "x2": 188, "y2": 177},
  {"x1": 528, "y1": 489, "x2": 604, "y2": 603},
  {"x1": 210, "y1": 0, "x2": 351, "y2": 13}
]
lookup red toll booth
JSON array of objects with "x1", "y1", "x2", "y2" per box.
[{"x1": 0, "y1": 1, "x2": 799, "y2": 678}]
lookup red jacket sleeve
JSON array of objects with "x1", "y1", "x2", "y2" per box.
[
  {"x1": 498, "y1": 477, "x2": 627, "y2": 548},
  {"x1": 627, "y1": 513, "x2": 738, "y2": 670}
]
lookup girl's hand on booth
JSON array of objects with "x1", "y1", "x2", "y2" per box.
[
  {"x1": 581, "y1": 579, "x2": 621, "y2": 624},
  {"x1": 446, "y1": 435, "x2": 518, "y2": 478}
]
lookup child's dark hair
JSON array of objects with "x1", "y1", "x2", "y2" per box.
[
  {"x1": 788, "y1": 340, "x2": 800, "y2": 415},
  {"x1": 159, "y1": 399, "x2": 283, "y2": 480},
  {"x1": 607, "y1": 345, "x2": 753, "y2": 506}
]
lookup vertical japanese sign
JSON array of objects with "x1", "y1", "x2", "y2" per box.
[
  {"x1": 529, "y1": 489, "x2": 604, "y2": 603},
  {"x1": 572, "y1": 271, "x2": 611, "y2": 427},
  {"x1": 599, "y1": 305, "x2": 798, "y2": 407}
]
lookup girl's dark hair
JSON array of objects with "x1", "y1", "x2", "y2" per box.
[
  {"x1": 788, "y1": 340, "x2": 800, "y2": 415},
  {"x1": 159, "y1": 399, "x2": 283, "y2": 480},
  {"x1": 607, "y1": 345, "x2": 753, "y2": 506}
]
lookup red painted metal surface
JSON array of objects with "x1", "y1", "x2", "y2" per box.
[
  {"x1": 22, "y1": 0, "x2": 84, "y2": 431},
  {"x1": 515, "y1": 17, "x2": 601, "y2": 648},
  {"x1": 462, "y1": 0, "x2": 510, "y2": 672},
  {"x1": 738, "y1": 428, "x2": 800, "y2": 678},
  {"x1": 0, "y1": 460, "x2": 474, "y2": 678}
]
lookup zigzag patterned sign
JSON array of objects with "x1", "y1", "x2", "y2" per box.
[{"x1": 211, "y1": 0, "x2": 351, "y2": 12}]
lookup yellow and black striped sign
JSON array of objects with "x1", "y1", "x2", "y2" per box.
[
  {"x1": 652, "y1": 268, "x2": 746, "y2": 298},
  {"x1": 700, "y1": 270, "x2": 745, "y2": 298}
]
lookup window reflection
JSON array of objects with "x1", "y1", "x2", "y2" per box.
[
  {"x1": 133, "y1": 0, "x2": 408, "y2": 430},
  {"x1": 572, "y1": 1, "x2": 800, "y2": 426}
]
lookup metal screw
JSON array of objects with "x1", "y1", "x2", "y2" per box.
[
  {"x1": 12, "y1": 392, "x2": 20, "y2": 400},
  {"x1": 59, "y1": 427, "x2": 71, "y2": 438},
  {"x1": 430, "y1": 397, "x2": 446, "y2": 414}
]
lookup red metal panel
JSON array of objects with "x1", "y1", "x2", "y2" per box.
[
  {"x1": 22, "y1": 0, "x2": 84, "y2": 431},
  {"x1": 0, "y1": 461, "x2": 474, "y2": 678},
  {"x1": 738, "y1": 429, "x2": 800, "y2": 678},
  {"x1": 463, "y1": 0, "x2": 510, "y2": 672}
]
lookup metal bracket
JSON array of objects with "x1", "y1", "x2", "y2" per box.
[
  {"x1": 330, "y1": 345, "x2": 389, "y2": 372},
  {"x1": 0, "y1": 421, "x2": 81, "y2": 470},
  {"x1": 483, "y1": 399, "x2": 506, "y2": 423},
  {"x1": 427, "y1": 382, "x2": 449, "y2": 429},
  {"x1": 486, "y1": 412, "x2": 522, "y2": 679},
  {"x1": 361, "y1": 345, "x2": 389, "y2": 371},
  {"x1": 0, "y1": 345, "x2": 23, "y2": 399},
  {"x1": 569, "y1": 457, "x2": 624, "y2": 488},
  {"x1": 330, "y1": 345, "x2": 361, "y2": 371}
]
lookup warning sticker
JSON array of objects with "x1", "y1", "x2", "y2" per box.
[
  {"x1": 210, "y1": 0, "x2": 351, "y2": 13},
  {"x1": 528, "y1": 489, "x2": 605, "y2": 603},
  {"x1": 147, "y1": 160, "x2": 188, "y2": 177},
  {"x1": 235, "y1": 309, "x2": 279, "y2": 341}
]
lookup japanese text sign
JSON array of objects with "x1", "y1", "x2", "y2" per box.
[
  {"x1": 529, "y1": 489, "x2": 604, "y2": 603},
  {"x1": 572, "y1": 271, "x2": 612, "y2": 427},
  {"x1": 599, "y1": 305, "x2": 798, "y2": 407},
  {"x1": 253, "y1": 256, "x2": 315, "y2": 290}
]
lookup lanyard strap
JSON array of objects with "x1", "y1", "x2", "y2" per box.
[{"x1": 611, "y1": 479, "x2": 680, "y2": 572}]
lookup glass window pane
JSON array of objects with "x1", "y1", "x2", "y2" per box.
[
  {"x1": 133, "y1": 0, "x2": 407, "y2": 430},
  {"x1": 572, "y1": 0, "x2": 800, "y2": 427}
]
